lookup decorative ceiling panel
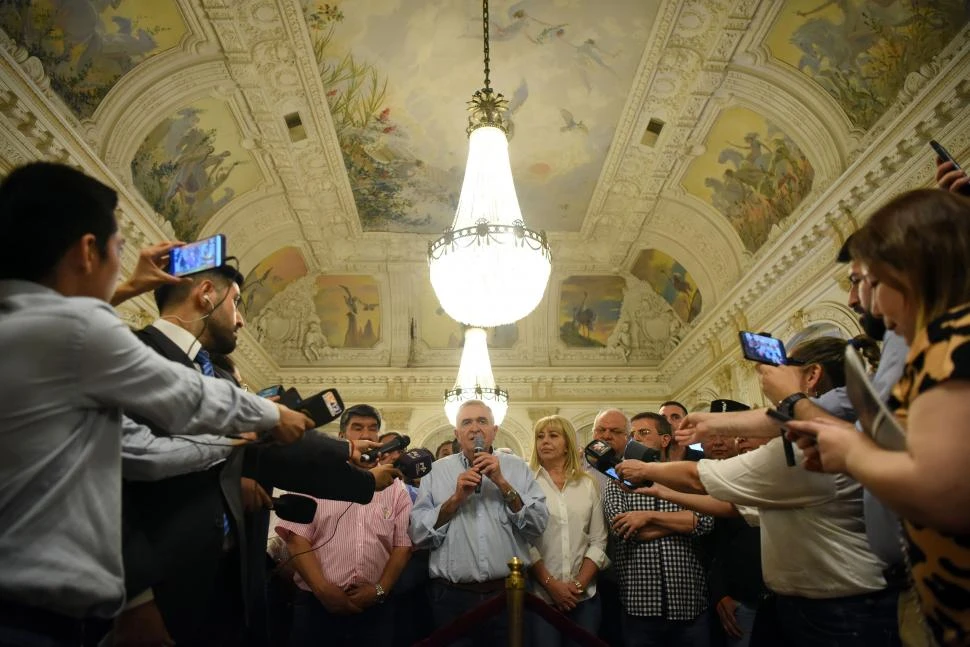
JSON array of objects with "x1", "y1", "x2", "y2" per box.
[
  {"x1": 0, "y1": 0, "x2": 186, "y2": 118},
  {"x1": 302, "y1": 0, "x2": 659, "y2": 233}
]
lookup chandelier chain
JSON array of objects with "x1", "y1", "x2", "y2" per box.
[{"x1": 482, "y1": 0, "x2": 491, "y2": 90}]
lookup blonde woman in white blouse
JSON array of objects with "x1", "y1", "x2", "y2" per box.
[{"x1": 529, "y1": 415, "x2": 610, "y2": 646}]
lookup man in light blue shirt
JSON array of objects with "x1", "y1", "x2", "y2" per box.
[
  {"x1": 0, "y1": 163, "x2": 311, "y2": 646},
  {"x1": 410, "y1": 400, "x2": 548, "y2": 646}
]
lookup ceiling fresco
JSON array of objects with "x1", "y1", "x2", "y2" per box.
[
  {"x1": 303, "y1": 0, "x2": 659, "y2": 233},
  {"x1": 630, "y1": 249, "x2": 702, "y2": 323},
  {"x1": 131, "y1": 97, "x2": 260, "y2": 241},
  {"x1": 765, "y1": 0, "x2": 967, "y2": 130},
  {"x1": 0, "y1": 0, "x2": 186, "y2": 118},
  {"x1": 682, "y1": 106, "x2": 815, "y2": 253},
  {"x1": 416, "y1": 286, "x2": 519, "y2": 350},
  {"x1": 3, "y1": 0, "x2": 966, "y2": 375}
]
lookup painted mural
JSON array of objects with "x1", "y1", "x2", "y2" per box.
[
  {"x1": 766, "y1": 0, "x2": 967, "y2": 130},
  {"x1": 241, "y1": 246, "x2": 308, "y2": 316},
  {"x1": 301, "y1": 0, "x2": 657, "y2": 233},
  {"x1": 559, "y1": 275, "x2": 625, "y2": 348},
  {"x1": 0, "y1": 0, "x2": 185, "y2": 118},
  {"x1": 683, "y1": 107, "x2": 815, "y2": 252},
  {"x1": 313, "y1": 275, "x2": 381, "y2": 348},
  {"x1": 131, "y1": 98, "x2": 259, "y2": 240},
  {"x1": 417, "y1": 287, "x2": 518, "y2": 349},
  {"x1": 630, "y1": 249, "x2": 702, "y2": 323}
]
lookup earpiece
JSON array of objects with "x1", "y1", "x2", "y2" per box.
[{"x1": 202, "y1": 295, "x2": 213, "y2": 311}]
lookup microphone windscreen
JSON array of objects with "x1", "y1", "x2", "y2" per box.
[
  {"x1": 472, "y1": 433, "x2": 485, "y2": 452},
  {"x1": 273, "y1": 494, "x2": 317, "y2": 524},
  {"x1": 584, "y1": 439, "x2": 618, "y2": 469},
  {"x1": 397, "y1": 448, "x2": 434, "y2": 480},
  {"x1": 624, "y1": 440, "x2": 662, "y2": 463}
]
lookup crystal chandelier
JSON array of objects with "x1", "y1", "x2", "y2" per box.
[
  {"x1": 427, "y1": 0, "x2": 552, "y2": 329},
  {"x1": 444, "y1": 327, "x2": 509, "y2": 426}
]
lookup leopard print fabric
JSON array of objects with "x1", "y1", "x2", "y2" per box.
[{"x1": 888, "y1": 302, "x2": 970, "y2": 647}]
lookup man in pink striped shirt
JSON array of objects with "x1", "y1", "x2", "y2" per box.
[{"x1": 275, "y1": 404, "x2": 412, "y2": 644}]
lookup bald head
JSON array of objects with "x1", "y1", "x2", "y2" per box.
[{"x1": 593, "y1": 408, "x2": 630, "y2": 455}]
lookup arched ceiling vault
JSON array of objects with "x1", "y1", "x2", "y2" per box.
[{"x1": 1, "y1": 0, "x2": 967, "y2": 406}]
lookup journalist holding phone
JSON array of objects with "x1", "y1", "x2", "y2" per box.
[
  {"x1": 0, "y1": 163, "x2": 312, "y2": 645},
  {"x1": 785, "y1": 188, "x2": 970, "y2": 647}
]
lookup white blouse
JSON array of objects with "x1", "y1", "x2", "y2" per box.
[{"x1": 529, "y1": 467, "x2": 610, "y2": 602}]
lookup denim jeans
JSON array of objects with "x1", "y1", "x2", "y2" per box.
[
  {"x1": 621, "y1": 609, "x2": 712, "y2": 647},
  {"x1": 428, "y1": 581, "x2": 506, "y2": 647},
  {"x1": 724, "y1": 601, "x2": 759, "y2": 647},
  {"x1": 774, "y1": 589, "x2": 900, "y2": 647},
  {"x1": 288, "y1": 591, "x2": 394, "y2": 646},
  {"x1": 531, "y1": 594, "x2": 602, "y2": 647}
]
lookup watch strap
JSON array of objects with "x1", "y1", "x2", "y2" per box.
[
  {"x1": 374, "y1": 583, "x2": 386, "y2": 603},
  {"x1": 778, "y1": 392, "x2": 808, "y2": 418}
]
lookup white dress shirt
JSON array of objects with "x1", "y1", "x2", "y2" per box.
[{"x1": 529, "y1": 468, "x2": 609, "y2": 602}]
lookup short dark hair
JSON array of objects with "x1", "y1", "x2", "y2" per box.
[
  {"x1": 659, "y1": 401, "x2": 688, "y2": 416},
  {"x1": 836, "y1": 233, "x2": 855, "y2": 263},
  {"x1": 339, "y1": 404, "x2": 382, "y2": 434},
  {"x1": 0, "y1": 163, "x2": 118, "y2": 281},
  {"x1": 378, "y1": 431, "x2": 402, "y2": 444},
  {"x1": 631, "y1": 411, "x2": 673, "y2": 436},
  {"x1": 154, "y1": 263, "x2": 245, "y2": 313},
  {"x1": 435, "y1": 440, "x2": 453, "y2": 458}
]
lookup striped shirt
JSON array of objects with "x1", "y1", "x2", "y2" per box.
[{"x1": 276, "y1": 481, "x2": 412, "y2": 590}]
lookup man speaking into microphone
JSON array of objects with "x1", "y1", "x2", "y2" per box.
[{"x1": 410, "y1": 400, "x2": 548, "y2": 646}]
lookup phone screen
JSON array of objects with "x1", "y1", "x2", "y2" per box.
[
  {"x1": 604, "y1": 467, "x2": 635, "y2": 488},
  {"x1": 168, "y1": 234, "x2": 226, "y2": 277},
  {"x1": 739, "y1": 331, "x2": 787, "y2": 366},
  {"x1": 257, "y1": 385, "x2": 284, "y2": 398}
]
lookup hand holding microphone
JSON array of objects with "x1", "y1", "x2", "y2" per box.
[
  {"x1": 360, "y1": 434, "x2": 411, "y2": 464},
  {"x1": 472, "y1": 433, "x2": 486, "y2": 493}
]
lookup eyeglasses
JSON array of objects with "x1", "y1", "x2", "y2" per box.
[{"x1": 632, "y1": 428, "x2": 655, "y2": 438}]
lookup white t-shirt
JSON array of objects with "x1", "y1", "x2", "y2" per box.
[{"x1": 698, "y1": 439, "x2": 887, "y2": 598}]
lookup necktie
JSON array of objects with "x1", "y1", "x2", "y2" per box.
[
  {"x1": 194, "y1": 348, "x2": 230, "y2": 538},
  {"x1": 195, "y1": 349, "x2": 216, "y2": 377}
]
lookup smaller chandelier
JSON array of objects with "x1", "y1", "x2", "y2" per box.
[
  {"x1": 444, "y1": 327, "x2": 508, "y2": 426},
  {"x1": 428, "y1": 0, "x2": 551, "y2": 329}
]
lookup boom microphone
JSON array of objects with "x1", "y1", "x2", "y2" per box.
[
  {"x1": 473, "y1": 433, "x2": 486, "y2": 493},
  {"x1": 397, "y1": 448, "x2": 434, "y2": 480},
  {"x1": 360, "y1": 434, "x2": 411, "y2": 463},
  {"x1": 272, "y1": 494, "x2": 317, "y2": 524}
]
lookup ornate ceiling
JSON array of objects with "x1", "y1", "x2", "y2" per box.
[{"x1": 0, "y1": 0, "x2": 968, "y2": 450}]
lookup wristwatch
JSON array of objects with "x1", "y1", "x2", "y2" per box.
[
  {"x1": 777, "y1": 392, "x2": 808, "y2": 418},
  {"x1": 502, "y1": 487, "x2": 519, "y2": 506},
  {"x1": 374, "y1": 583, "x2": 387, "y2": 604}
]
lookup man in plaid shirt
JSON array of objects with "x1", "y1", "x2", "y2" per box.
[{"x1": 604, "y1": 412, "x2": 714, "y2": 647}]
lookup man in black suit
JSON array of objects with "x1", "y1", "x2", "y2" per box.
[{"x1": 113, "y1": 262, "x2": 398, "y2": 646}]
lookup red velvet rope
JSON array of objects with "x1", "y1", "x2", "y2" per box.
[{"x1": 415, "y1": 591, "x2": 609, "y2": 647}]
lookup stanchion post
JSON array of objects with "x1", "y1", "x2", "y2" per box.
[{"x1": 506, "y1": 557, "x2": 526, "y2": 647}]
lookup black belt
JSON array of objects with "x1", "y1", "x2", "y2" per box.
[{"x1": 0, "y1": 598, "x2": 91, "y2": 641}]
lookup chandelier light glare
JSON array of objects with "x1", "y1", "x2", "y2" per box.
[
  {"x1": 427, "y1": 0, "x2": 551, "y2": 329},
  {"x1": 444, "y1": 327, "x2": 509, "y2": 426}
]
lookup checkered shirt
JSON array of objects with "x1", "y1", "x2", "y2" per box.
[{"x1": 603, "y1": 480, "x2": 713, "y2": 620}]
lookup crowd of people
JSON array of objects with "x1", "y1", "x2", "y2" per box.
[{"x1": 0, "y1": 156, "x2": 968, "y2": 647}]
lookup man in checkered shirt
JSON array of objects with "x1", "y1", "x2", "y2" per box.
[{"x1": 603, "y1": 411, "x2": 714, "y2": 647}]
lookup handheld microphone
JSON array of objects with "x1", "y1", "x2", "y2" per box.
[
  {"x1": 360, "y1": 434, "x2": 411, "y2": 464},
  {"x1": 473, "y1": 433, "x2": 486, "y2": 493},
  {"x1": 272, "y1": 494, "x2": 317, "y2": 524},
  {"x1": 584, "y1": 439, "x2": 635, "y2": 488},
  {"x1": 397, "y1": 448, "x2": 434, "y2": 480},
  {"x1": 623, "y1": 439, "x2": 662, "y2": 464}
]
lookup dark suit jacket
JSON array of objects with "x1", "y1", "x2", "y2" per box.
[{"x1": 121, "y1": 325, "x2": 374, "y2": 645}]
